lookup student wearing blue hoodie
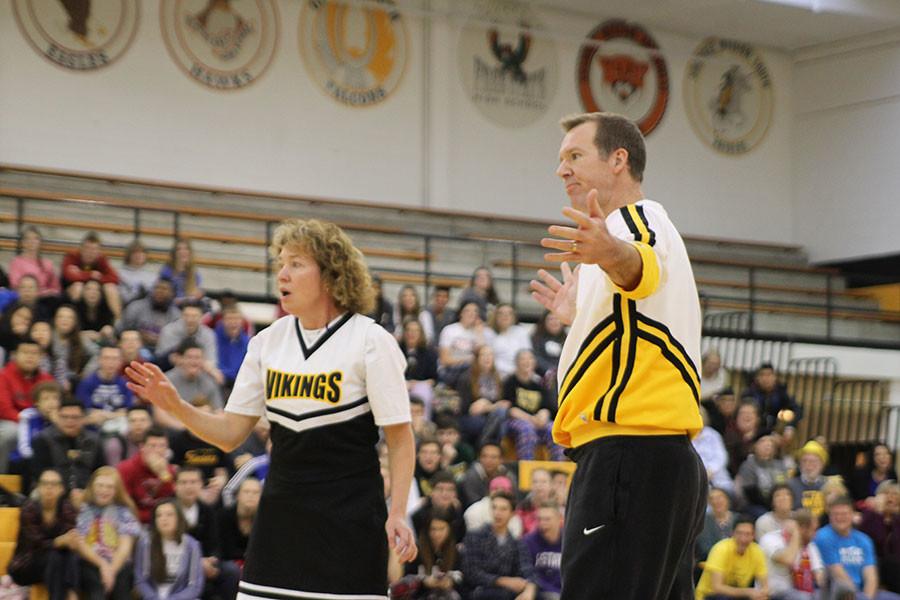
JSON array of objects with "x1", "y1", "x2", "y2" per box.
[{"x1": 134, "y1": 499, "x2": 205, "y2": 600}]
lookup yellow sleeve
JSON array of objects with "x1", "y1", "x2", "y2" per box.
[
  {"x1": 612, "y1": 241, "x2": 660, "y2": 300},
  {"x1": 752, "y1": 545, "x2": 768, "y2": 579},
  {"x1": 704, "y1": 539, "x2": 731, "y2": 574}
]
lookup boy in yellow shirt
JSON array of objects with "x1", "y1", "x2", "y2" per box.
[{"x1": 696, "y1": 517, "x2": 769, "y2": 599}]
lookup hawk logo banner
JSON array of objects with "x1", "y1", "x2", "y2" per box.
[
  {"x1": 299, "y1": 0, "x2": 409, "y2": 107},
  {"x1": 160, "y1": 0, "x2": 279, "y2": 91},
  {"x1": 458, "y1": 0, "x2": 558, "y2": 128},
  {"x1": 684, "y1": 37, "x2": 774, "y2": 155},
  {"x1": 577, "y1": 20, "x2": 668, "y2": 137},
  {"x1": 13, "y1": 0, "x2": 139, "y2": 71}
]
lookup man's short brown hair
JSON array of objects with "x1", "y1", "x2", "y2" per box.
[{"x1": 560, "y1": 112, "x2": 646, "y2": 182}]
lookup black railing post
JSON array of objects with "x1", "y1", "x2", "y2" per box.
[
  {"x1": 133, "y1": 208, "x2": 141, "y2": 238},
  {"x1": 15, "y1": 197, "x2": 24, "y2": 251},
  {"x1": 511, "y1": 242, "x2": 519, "y2": 312},
  {"x1": 173, "y1": 212, "x2": 180, "y2": 238},
  {"x1": 265, "y1": 222, "x2": 273, "y2": 298},
  {"x1": 424, "y1": 235, "x2": 432, "y2": 295},
  {"x1": 825, "y1": 274, "x2": 834, "y2": 341},
  {"x1": 748, "y1": 267, "x2": 756, "y2": 335}
]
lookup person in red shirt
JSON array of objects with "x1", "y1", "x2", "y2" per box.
[
  {"x1": 0, "y1": 337, "x2": 54, "y2": 471},
  {"x1": 61, "y1": 232, "x2": 122, "y2": 319},
  {"x1": 116, "y1": 426, "x2": 176, "y2": 523}
]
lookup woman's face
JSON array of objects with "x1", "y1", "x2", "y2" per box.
[
  {"x1": 400, "y1": 287, "x2": 417, "y2": 311},
  {"x1": 516, "y1": 350, "x2": 536, "y2": 375},
  {"x1": 429, "y1": 519, "x2": 450, "y2": 548},
  {"x1": 155, "y1": 503, "x2": 179, "y2": 538},
  {"x1": 92, "y1": 474, "x2": 116, "y2": 507},
  {"x1": 772, "y1": 488, "x2": 793, "y2": 513},
  {"x1": 175, "y1": 242, "x2": 191, "y2": 265},
  {"x1": 83, "y1": 281, "x2": 102, "y2": 306},
  {"x1": 54, "y1": 307, "x2": 76, "y2": 335},
  {"x1": 37, "y1": 471, "x2": 64, "y2": 506},
  {"x1": 545, "y1": 313, "x2": 562, "y2": 335},
  {"x1": 403, "y1": 321, "x2": 423, "y2": 347},
  {"x1": 495, "y1": 305, "x2": 515, "y2": 330},
  {"x1": 709, "y1": 489, "x2": 729, "y2": 514},
  {"x1": 128, "y1": 247, "x2": 147, "y2": 267},
  {"x1": 21, "y1": 230, "x2": 41, "y2": 254},
  {"x1": 458, "y1": 303, "x2": 479, "y2": 328},
  {"x1": 755, "y1": 437, "x2": 775, "y2": 461},
  {"x1": 874, "y1": 445, "x2": 892, "y2": 470},
  {"x1": 473, "y1": 269, "x2": 491, "y2": 291},
  {"x1": 736, "y1": 405, "x2": 758, "y2": 433},
  {"x1": 476, "y1": 346, "x2": 494, "y2": 371},
  {"x1": 29, "y1": 321, "x2": 52, "y2": 348},
  {"x1": 10, "y1": 307, "x2": 32, "y2": 335},
  {"x1": 277, "y1": 247, "x2": 328, "y2": 318}
]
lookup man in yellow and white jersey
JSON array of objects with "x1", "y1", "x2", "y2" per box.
[{"x1": 531, "y1": 112, "x2": 707, "y2": 600}]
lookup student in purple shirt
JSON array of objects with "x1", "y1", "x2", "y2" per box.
[{"x1": 522, "y1": 502, "x2": 563, "y2": 599}]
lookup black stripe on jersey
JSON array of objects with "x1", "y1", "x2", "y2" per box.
[
  {"x1": 634, "y1": 205, "x2": 656, "y2": 247},
  {"x1": 635, "y1": 330, "x2": 701, "y2": 404},
  {"x1": 593, "y1": 295, "x2": 626, "y2": 420},
  {"x1": 620, "y1": 206, "x2": 643, "y2": 242},
  {"x1": 559, "y1": 314, "x2": 616, "y2": 402},
  {"x1": 603, "y1": 298, "x2": 638, "y2": 422},
  {"x1": 634, "y1": 313, "x2": 699, "y2": 376},
  {"x1": 238, "y1": 585, "x2": 294, "y2": 600},
  {"x1": 294, "y1": 312, "x2": 354, "y2": 360},
  {"x1": 559, "y1": 328, "x2": 617, "y2": 406},
  {"x1": 267, "y1": 396, "x2": 369, "y2": 422}
]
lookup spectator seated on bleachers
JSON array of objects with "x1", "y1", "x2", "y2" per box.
[
  {"x1": 411, "y1": 471, "x2": 466, "y2": 543},
  {"x1": 117, "y1": 240, "x2": 158, "y2": 307},
  {"x1": 736, "y1": 434, "x2": 790, "y2": 519},
  {"x1": 523, "y1": 501, "x2": 563, "y2": 600},
  {"x1": 400, "y1": 319, "x2": 438, "y2": 418},
  {"x1": 61, "y1": 231, "x2": 122, "y2": 319},
  {"x1": 758, "y1": 510, "x2": 825, "y2": 600},
  {"x1": 75, "y1": 279, "x2": 116, "y2": 344},
  {"x1": 459, "y1": 442, "x2": 517, "y2": 509},
  {"x1": 365, "y1": 275, "x2": 394, "y2": 332},
  {"x1": 438, "y1": 301, "x2": 495, "y2": 388},
  {"x1": 217, "y1": 477, "x2": 261, "y2": 571},
  {"x1": 502, "y1": 349, "x2": 563, "y2": 462},
  {"x1": 75, "y1": 467, "x2": 141, "y2": 600},
  {"x1": 117, "y1": 427, "x2": 177, "y2": 524},
  {"x1": 50, "y1": 305, "x2": 91, "y2": 392},
  {"x1": 0, "y1": 305, "x2": 35, "y2": 367},
  {"x1": 857, "y1": 481, "x2": 900, "y2": 593},
  {"x1": 214, "y1": 306, "x2": 250, "y2": 390},
  {"x1": 133, "y1": 499, "x2": 205, "y2": 600},
  {"x1": 202, "y1": 290, "x2": 254, "y2": 336},
  {"x1": 725, "y1": 400, "x2": 763, "y2": 477},
  {"x1": 104, "y1": 404, "x2": 153, "y2": 466},
  {"x1": 12, "y1": 381, "x2": 61, "y2": 467},
  {"x1": 462, "y1": 490, "x2": 536, "y2": 600},
  {"x1": 742, "y1": 363, "x2": 802, "y2": 434},
  {"x1": 490, "y1": 304, "x2": 532, "y2": 380},
  {"x1": 850, "y1": 444, "x2": 898, "y2": 509},
  {"x1": 0, "y1": 338, "x2": 58, "y2": 460},
  {"x1": 434, "y1": 414, "x2": 475, "y2": 475},
  {"x1": 815, "y1": 495, "x2": 900, "y2": 600},
  {"x1": 463, "y1": 476, "x2": 523, "y2": 540},
  {"x1": 424, "y1": 285, "x2": 456, "y2": 347},
  {"x1": 788, "y1": 441, "x2": 829, "y2": 520},
  {"x1": 702, "y1": 387, "x2": 738, "y2": 437},
  {"x1": 31, "y1": 397, "x2": 104, "y2": 497},
  {"x1": 119, "y1": 279, "x2": 181, "y2": 353},
  {"x1": 12, "y1": 275, "x2": 52, "y2": 321},
  {"x1": 700, "y1": 348, "x2": 729, "y2": 401},
  {"x1": 156, "y1": 301, "x2": 219, "y2": 378},
  {"x1": 157, "y1": 340, "x2": 223, "y2": 431},
  {"x1": 222, "y1": 445, "x2": 270, "y2": 509},
  {"x1": 29, "y1": 319, "x2": 56, "y2": 376},
  {"x1": 457, "y1": 266, "x2": 500, "y2": 323},
  {"x1": 400, "y1": 507, "x2": 463, "y2": 600},
  {"x1": 456, "y1": 345, "x2": 506, "y2": 449},
  {"x1": 76, "y1": 344, "x2": 133, "y2": 437},
  {"x1": 515, "y1": 468, "x2": 556, "y2": 537},
  {"x1": 693, "y1": 406, "x2": 735, "y2": 495},
  {"x1": 755, "y1": 484, "x2": 795, "y2": 541},
  {"x1": 696, "y1": 487, "x2": 738, "y2": 570},
  {"x1": 695, "y1": 516, "x2": 769, "y2": 600},
  {"x1": 7, "y1": 468, "x2": 79, "y2": 600},
  {"x1": 414, "y1": 439, "x2": 443, "y2": 499},
  {"x1": 174, "y1": 467, "x2": 240, "y2": 600},
  {"x1": 393, "y1": 285, "x2": 435, "y2": 345},
  {"x1": 530, "y1": 310, "x2": 565, "y2": 377},
  {"x1": 169, "y1": 396, "x2": 232, "y2": 504},
  {"x1": 159, "y1": 238, "x2": 205, "y2": 306},
  {"x1": 410, "y1": 396, "x2": 437, "y2": 444},
  {"x1": 8, "y1": 226, "x2": 62, "y2": 300}
]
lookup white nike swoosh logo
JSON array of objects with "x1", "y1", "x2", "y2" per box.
[{"x1": 583, "y1": 525, "x2": 605, "y2": 535}]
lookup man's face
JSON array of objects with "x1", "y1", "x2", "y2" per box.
[
  {"x1": 431, "y1": 482, "x2": 457, "y2": 510},
  {"x1": 772, "y1": 488, "x2": 793, "y2": 513},
  {"x1": 141, "y1": 435, "x2": 169, "y2": 464},
  {"x1": 80, "y1": 241, "x2": 100, "y2": 264},
  {"x1": 828, "y1": 504, "x2": 853, "y2": 534},
  {"x1": 556, "y1": 121, "x2": 617, "y2": 212},
  {"x1": 57, "y1": 406, "x2": 84, "y2": 437},
  {"x1": 433, "y1": 290, "x2": 449, "y2": 311},
  {"x1": 98, "y1": 347, "x2": 122, "y2": 378},
  {"x1": 151, "y1": 281, "x2": 175, "y2": 305},
  {"x1": 756, "y1": 368, "x2": 777, "y2": 392},
  {"x1": 417, "y1": 443, "x2": 441, "y2": 471},
  {"x1": 733, "y1": 523, "x2": 755, "y2": 552},
  {"x1": 436, "y1": 427, "x2": 459, "y2": 447},
  {"x1": 127, "y1": 409, "x2": 152, "y2": 439},
  {"x1": 490, "y1": 497, "x2": 513, "y2": 529},
  {"x1": 35, "y1": 391, "x2": 60, "y2": 418},
  {"x1": 175, "y1": 471, "x2": 203, "y2": 505},
  {"x1": 480, "y1": 446, "x2": 502, "y2": 474},
  {"x1": 181, "y1": 348, "x2": 204, "y2": 377},
  {"x1": 800, "y1": 453, "x2": 824, "y2": 479},
  {"x1": 798, "y1": 520, "x2": 817, "y2": 545},
  {"x1": 14, "y1": 343, "x2": 41, "y2": 373},
  {"x1": 536, "y1": 507, "x2": 561, "y2": 539},
  {"x1": 716, "y1": 394, "x2": 737, "y2": 418},
  {"x1": 223, "y1": 311, "x2": 243, "y2": 337},
  {"x1": 120, "y1": 331, "x2": 142, "y2": 357},
  {"x1": 16, "y1": 277, "x2": 38, "y2": 305},
  {"x1": 531, "y1": 470, "x2": 552, "y2": 502},
  {"x1": 237, "y1": 480, "x2": 262, "y2": 514},
  {"x1": 182, "y1": 307, "x2": 203, "y2": 332}
]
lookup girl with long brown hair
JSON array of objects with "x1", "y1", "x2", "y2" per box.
[{"x1": 134, "y1": 499, "x2": 204, "y2": 600}]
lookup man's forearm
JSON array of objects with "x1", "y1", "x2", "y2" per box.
[{"x1": 599, "y1": 239, "x2": 642, "y2": 290}]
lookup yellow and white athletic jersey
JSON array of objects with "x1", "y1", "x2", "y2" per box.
[{"x1": 553, "y1": 199, "x2": 702, "y2": 448}]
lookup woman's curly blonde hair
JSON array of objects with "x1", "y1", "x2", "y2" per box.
[{"x1": 271, "y1": 218, "x2": 375, "y2": 315}]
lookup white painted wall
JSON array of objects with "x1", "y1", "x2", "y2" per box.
[
  {"x1": 792, "y1": 30, "x2": 900, "y2": 263},
  {"x1": 0, "y1": 0, "x2": 796, "y2": 246}
]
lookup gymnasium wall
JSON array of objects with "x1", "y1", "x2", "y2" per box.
[
  {"x1": 0, "y1": 1, "x2": 795, "y2": 247},
  {"x1": 792, "y1": 29, "x2": 900, "y2": 263}
]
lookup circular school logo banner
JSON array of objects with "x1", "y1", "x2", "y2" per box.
[
  {"x1": 457, "y1": 0, "x2": 558, "y2": 128},
  {"x1": 12, "y1": 0, "x2": 139, "y2": 71},
  {"x1": 298, "y1": 0, "x2": 409, "y2": 107},
  {"x1": 684, "y1": 37, "x2": 774, "y2": 155},
  {"x1": 576, "y1": 20, "x2": 669, "y2": 136},
  {"x1": 160, "y1": 0, "x2": 279, "y2": 91}
]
